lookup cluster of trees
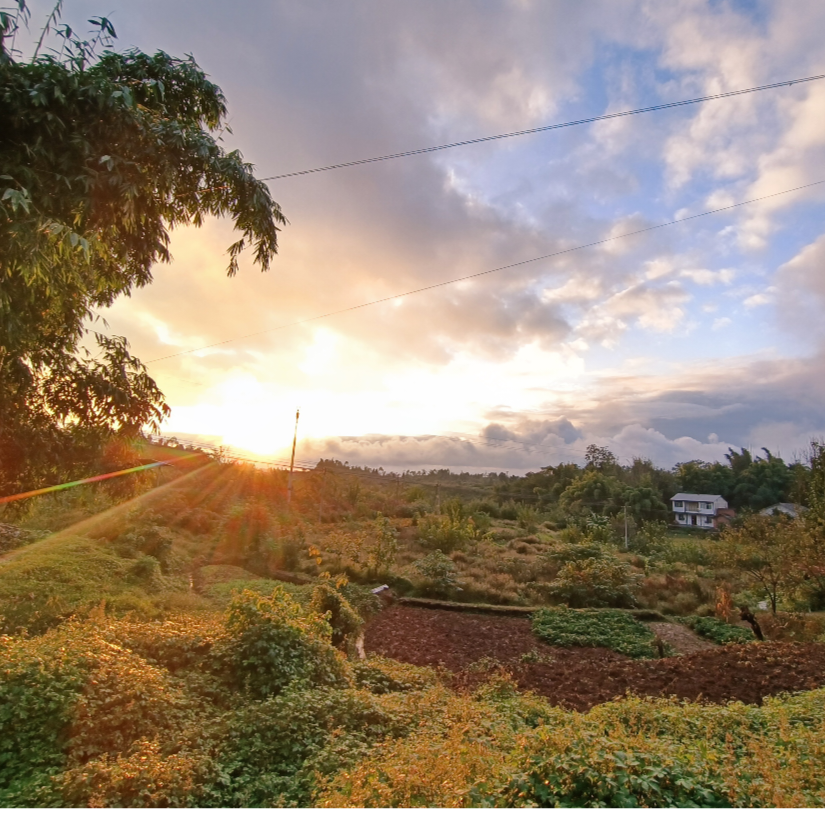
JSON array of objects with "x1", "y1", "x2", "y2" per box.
[
  {"x1": 714, "y1": 443, "x2": 825, "y2": 613},
  {"x1": 499, "y1": 443, "x2": 810, "y2": 522}
]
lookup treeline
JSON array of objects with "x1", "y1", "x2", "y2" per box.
[{"x1": 489, "y1": 444, "x2": 813, "y2": 518}]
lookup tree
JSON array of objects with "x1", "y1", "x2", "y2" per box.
[
  {"x1": 584, "y1": 444, "x2": 618, "y2": 473},
  {"x1": 714, "y1": 515, "x2": 797, "y2": 614},
  {"x1": 621, "y1": 485, "x2": 668, "y2": 521},
  {"x1": 0, "y1": 4, "x2": 285, "y2": 495},
  {"x1": 559, "y1": 470, "x2": 623, "y2": 516}
]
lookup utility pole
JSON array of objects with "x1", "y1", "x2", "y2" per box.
[
  {"x1": 287, "y1": 408, "x2": 300, "y2": 506},
  {"x1": 624, "y1": 504, "x2": 629, "y2": 550}
]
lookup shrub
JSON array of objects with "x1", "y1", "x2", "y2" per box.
[
  {"x1": 351, "y1": 658, "x2": 439, "y2": 695},
  {"x1": 223, "y1": 587, "x2": 350, "y2": 699},
  {"x1": 417, "y1": 514, "x2": 473, "y2": 554},
  {"x1": 321, "y1": 517, "x2": 398, "y2": 578},
  {"x1": 128, "y1": 555, "x2": 164, "y2": 590},
  {"x1": 501, "y1": 728, "x2": 728, "y2": 807},
  {"x1": 544, "y1": 543, "x2": 605, "y2": 564},
  {"x1": 113, "y1": 525, "x2": 173, "y2": 571},
  {"x1": 629, "y1": 520, "x2": 672, "y2": 557},
  {"x1": 476, "y1": 501, "x2": 500, "y2": 518},
  {"x1": 413, "y1": 551, "x2": 460, "y2": 596},
  {"x1": 546, "y1": 556, "x2": 640, "y2": 608},
  {"x1": 584, "y1": 513, "x2": 612, "y2": 543},
  {"x1": 498, "y1": 502, "x2": 519, "y2": 521},
  {"x1": 679, "y1": 616, "x2": 755, "y2": 645},
  {"x1": 532, "y1": 608, "x2": 656, "y2": 658},
  {"x1": 516, "y1": 504, "x2": 540, "y2": 533},
  {"x1": 309, "y1": 584, "x2": 363, "y2": 650},
  {"x1": 56, "y1": 739, "x2": 217, "y2": 808}
]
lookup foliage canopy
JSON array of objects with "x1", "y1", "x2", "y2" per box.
[{"x1": 0, "y1": 4, "x2": 285, "y2": 495}]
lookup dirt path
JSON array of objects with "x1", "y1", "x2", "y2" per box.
[
  {"x1": 365, "y1": 606, "x2": 825, "y2": 711},
  {"x1": 648, "y1": 621, "x2": 716, "y2": 655}
]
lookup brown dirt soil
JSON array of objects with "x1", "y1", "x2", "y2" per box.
[
  {"x1": 648, "y1": 621, "x2": 716, "y2": 655},
  {"x1": 364, "y1": 606, "x2": 825, "y2": 711}
]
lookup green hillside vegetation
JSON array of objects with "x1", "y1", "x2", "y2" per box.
[
  {"x1": 2, "y1": 587, "x2": 825, "y2": 807},
  {"x1": 1, "y1": 447, "x2": 824, "y2": 806}
]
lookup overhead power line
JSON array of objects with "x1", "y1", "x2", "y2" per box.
[
  {"x1": 261, "y1": 74, "x2": 825, "y2": 181},
  {"x1": 146, "y1": 178, "x2": 825, "y2": 364}
]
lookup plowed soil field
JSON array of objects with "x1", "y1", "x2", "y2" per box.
[{"x1": 364, "y1": 606, "x2": 825, "y2": 711}]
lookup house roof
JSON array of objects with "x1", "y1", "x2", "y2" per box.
[
  {"x1": 758, "y1": 502, "x2": 808, "y2": 517},
  {"x1": 670, "y1": 493, "x2": 727, "y2": 503}
]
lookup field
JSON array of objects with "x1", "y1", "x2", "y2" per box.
[{"x1": 365, "y1": 605, "x2": 825, "y2": 710}]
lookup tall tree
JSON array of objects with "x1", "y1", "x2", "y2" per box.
[{"x1": 0, "y1": 4, "x2": 286, "y2": 494}]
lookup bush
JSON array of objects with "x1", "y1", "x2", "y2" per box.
[
  {"x1": 417, "y1": 513, "x2": 473, "y2": 554},
  {"x1": 351, "y1": 658, "x2": 439, "y2": 695},
  {"x1": 0, "y1": 537, "x2": 135, "y2": 634},
  {"x1": 532, "y1": 608, "x2": 657, "y2": 658},
  {"x1": 223, "y1": 588, "x2": 350, "y2": 699},
  {"x1": 516, "y1": 505, "x2": 540, "y2": 533},
  {"x1": 546, "y1": 556, "x2": 640, "y2": 608},
  {"x1": 501, "y1": 728, "x2": 728, "y2": 807},
  {"x1": 413, "y1": 551, "x2": 460, "y2": 596},
  {"x1": 679, "y1": 616, "x2": 755, "y2": 645},
  {"x1": 113, "y1": 525, "x2": 173, "y2": 571},
  {"x1": 544, "y1": 543, "x2": 605, "y2": 564},
  {"x1": 629, "y1": 521, "x2": 672, "y2": 557},
  {"x1": 498, "y1": 502, "x2": 519, "y2": 521},
  {"x1": 309, "y1": 584, "x2": 363, "y2": 650},
  {"x1": 476, "y1": 501, "x2": 500, "y2": 518}
]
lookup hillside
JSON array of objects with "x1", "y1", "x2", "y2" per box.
[{"x1": 1, "y1": 456, "x2": 825, "y2": 807}]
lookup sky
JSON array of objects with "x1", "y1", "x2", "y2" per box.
[{"x1": 25, "y1": 0, "x2": 825, "y2": 472}]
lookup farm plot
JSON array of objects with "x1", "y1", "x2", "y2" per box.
[{"x1": 364, "y1": 606, "x2": 825, "y2": 711}]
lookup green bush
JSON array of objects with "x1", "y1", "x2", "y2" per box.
[
  {"x1": 223, "y1": 587, "x2": 350, "y2": 699},
  {"x1": 544, "y1": 543, "x2": 605, "y2": 564},
  {"x1": 417, "y1": 513, "x2": 473, "y2": 554},
  {"x1": 532, "y1": 608, "x2": 656, "y2": 658},
  {"x1": 501, "y1": 729, "x2": 729, "y2": 807},
  {"x1": 516, "y1": 504, "x2": 540, "y2": 533},
  {"x1": 546, "y1": 556, "x2": 640, "y2": 608},
  {"x1": 413, "y1": 551, "x2": 459, "y2": 596},
  {"x1": 629, "y1": 521, "x2": 672, "y2": 557},
  {"x1": 499, "y1": 502, "x2": 519, "y2": 521},
  {"x1": 309, "y1": 584, "x2": 363, "y2": 650},
  {"x1": 113, "y1": 525, "x2": 173, "y2": 571},
  {"x1": 679, "y1": 616, "x2": 755, "y2": 645},
  {"x1": 351, "y1": 658, "x2": 439, "y2": 695}
]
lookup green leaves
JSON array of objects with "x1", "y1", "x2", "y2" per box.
[
  {"x1": 532, "y1": 607, "x2": 656, "y2": 658},
  {"x1": 1, "y1": 25, "x2": 285, "y2": 497}
]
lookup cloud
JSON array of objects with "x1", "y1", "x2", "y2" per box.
[{"x1": 49, "y1": 0, "x2": 825, "y2": 472}]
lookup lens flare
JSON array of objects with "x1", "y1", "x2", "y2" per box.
[{"x1": 0, "y1": 454, "x2": 201, "y2": 505}]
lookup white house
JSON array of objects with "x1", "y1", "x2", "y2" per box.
[{"x1": 670, "y1": 493, "x2": 730, "y2": 529}]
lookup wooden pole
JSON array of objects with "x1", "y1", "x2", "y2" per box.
[{"x1": 287, "y1": 409, "x2": 300, "y2": 505}]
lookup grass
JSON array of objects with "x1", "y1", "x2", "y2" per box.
[
  {"x1": 0, "y1": 536, "x2": 148, "y2": 634},
  {"x1": 532, "y1": 607, "x2": 657, "y2": 659}
]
